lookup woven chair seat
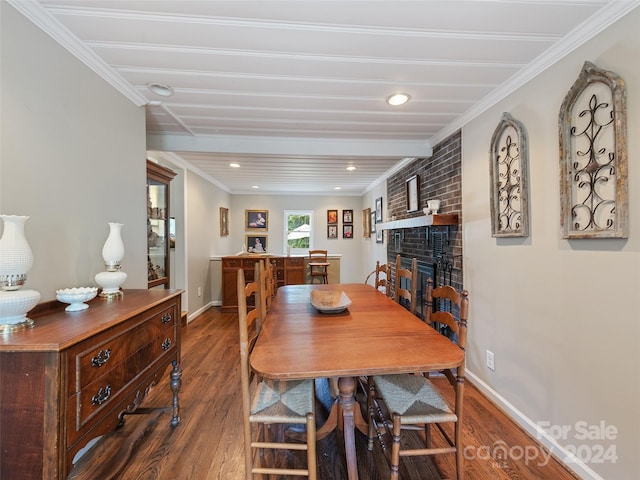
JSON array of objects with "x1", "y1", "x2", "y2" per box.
[
  {"x1": 372, "y1": 374, "x2": 457, "y2": 424},
  {"x1": 251, "y1": 378, "x2": 315, "y2": 423}
]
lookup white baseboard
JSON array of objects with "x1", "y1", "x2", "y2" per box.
[
  {"x1": 185, "y1": 301, "x2": 214, "y2": 323},
  {"x1": 466, "y1": 370, "x2": 604, "y2": 480}
]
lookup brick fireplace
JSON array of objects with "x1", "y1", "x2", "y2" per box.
[{"x1": 386, "y1": 130, "x2": 463, "y2": 302}]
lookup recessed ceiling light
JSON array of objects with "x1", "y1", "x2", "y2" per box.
[
  {"x1": 229, "y1": 163, "x2": 240, "y2": 168},
  {"x1": 334, "y1": 187, "x2": 341, "y2": 190},
  {"x1": 252, "y1": 185, "x2": 259, "y2": 189},
  {"x1": 147, "y1": 82, "x2": 174, "y2": 97},
  {"x1": 387, "y1": 93, "x2": 410, "y2": 106},
  {"x1": 346, "y1": 166, "x2": 356, "y2": 171}
]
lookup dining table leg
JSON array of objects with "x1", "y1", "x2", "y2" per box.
[{"x1": 338, "y1": 376, "x2": 359, "y2": 480}]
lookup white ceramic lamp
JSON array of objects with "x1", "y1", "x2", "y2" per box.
[
  {"x1": 0, "y1": 215, "x2": 40, "y2": 332},
  {"x1": 95, "y1": 222, "x2": 127, "y2": 297},
  {"x1": 0, "y1": 215, "x2": 34, "y2": 290}
]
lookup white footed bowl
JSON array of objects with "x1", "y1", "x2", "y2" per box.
[{"x1": 56, "y1": 287, "x2": 98, "y2": 312}]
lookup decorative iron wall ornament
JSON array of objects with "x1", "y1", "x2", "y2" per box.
[
  {"x1": 489, "y1": 112, "x2": 529, "y2": 237},
  {"x1": 559, "y1": 61, "x2": 627, "y2": 239}
]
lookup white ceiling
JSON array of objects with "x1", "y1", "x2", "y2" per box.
[{"x1": 12, "y1": 0, "x2": 638, "y2": 194}]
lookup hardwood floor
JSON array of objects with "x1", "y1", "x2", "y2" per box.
[{"x1": 73, "y1": 307, "x2": 581, "y2": 480}]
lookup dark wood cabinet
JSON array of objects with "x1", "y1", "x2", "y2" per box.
[
  {"x1": 221, "y1": 255, "x2": 304, "y2": 311},
  {"x1": 0, "y1": 289, "x2": 183, "y2": 480},
  {"x1": 147, "y1": 160, "x2": 176, "y2": 289}
]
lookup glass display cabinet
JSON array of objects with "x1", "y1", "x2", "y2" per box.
[{"x1": 147, "y1": 160, "x2": 176, "y2": 289}]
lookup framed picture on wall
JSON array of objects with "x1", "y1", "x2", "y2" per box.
[
  {"x1": 342, "y1": 209, "x2": 353, "y2": 224},
  {"x1": 376, "y1": 226, "x2": 384, "y2": 244},
  {"x1": 246, "y1": 235, "x2": 267, "y2": 253},
  {"x1": 327, "y1": 209, "x2": 338, "y2": 224},
  {"x1": 362, "y1": 208, "x2": 371, "y2": 237},
  {"x1": 219, "y1": 207, "x2": 229, "y2": 236},
  {"x1": 370, "y1": 211, "x2": 376, "y2": 233},
  {"x1": 406, "y1": 175, "x2": 419, "y2": 212},
  {"x1": 343, "y1": 225, "x2": 353, "y2": 238},
  {"x1": 327, "y1": 225, "x2": 338, "y2": 238},
  {"x1": 375, "y1": 197, "x2": 383, "y2": 222},
  {"x1": 246, "y1": 210, "x2": 268, "y2": 230}
]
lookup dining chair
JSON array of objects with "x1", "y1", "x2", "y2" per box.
[
  {"x1": 364, "y1": 260, "x2": 392, "y2": 296},
  {"x1": 263, "y1": 258, "x2": 276, "y2": 312},
  {"x1": 393, "y1": 254, "x2": 417, "y2": 314},
  {"x1": 368, "y1": 278, "x2": 469, "y2": 480},
  {"x1": 237, "y1": 263, "x2": 317, "y2": 480},
  {"x1": 308, "y1": 249, "x2": 329, "y2": 284}
]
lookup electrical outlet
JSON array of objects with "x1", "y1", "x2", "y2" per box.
[
  {"x1": 486, "y1": 350, "x2": 495, "y2": 371},
  {"x1": 197, "y1": 286, "x2": 202, "y2": 297}
]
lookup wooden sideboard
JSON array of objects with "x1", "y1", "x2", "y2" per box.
[
  {"x1": 0, "y1": 289, "x2": 183, "y2": 480},
  {"x1": 221, "y1": 255, "x2": 305, "y2": 311}
]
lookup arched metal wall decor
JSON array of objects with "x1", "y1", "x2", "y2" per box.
[
  {"x1": 559, "y1": 61, "x2": 627, "y2": 239},
  {"x1": 489, "y1": 112, "x2": 529, "y2": 237}
]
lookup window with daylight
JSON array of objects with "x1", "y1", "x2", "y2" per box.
[{"x1": 284, "y1": 210, "x2": 313, "y2": 255}]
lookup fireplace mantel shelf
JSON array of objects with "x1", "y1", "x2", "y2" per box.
[{"x1": 377, "y1": 213, "x2": 458, "y2": 231}]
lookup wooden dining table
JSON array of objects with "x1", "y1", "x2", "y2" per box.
[{"x1": 250, "y1": 283, "x2": 465, "y2": 480}]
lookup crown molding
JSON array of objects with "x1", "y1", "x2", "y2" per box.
[
  {"x1": 431, "y1": 0, "x2": 640, "y2": 145},
  {"x1": 7, "y1": 0, "x2": 148, "y2": 107}
]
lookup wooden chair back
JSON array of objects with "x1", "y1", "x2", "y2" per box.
[
  {"x1": 394, "y1": 254, "x2": 417, "y2": 314},
  {"x1": 364, "y1": 260, "x2": 391, "y2": 296},
  {"x1": 263, "y1": 259, "x2": 276, "y2": 311},
  {"x1": 425, "y1": 277, "x2": 469, "y2": 380},
  {"x1": 237, "y1": 263, "x2": 262, "y2": 412},
  {"x1": 308, "y1": 249, "x2": 327, "y2": 262},
  {"x1": 375, "y1": 261, "x2": 392, "y2": 296}
]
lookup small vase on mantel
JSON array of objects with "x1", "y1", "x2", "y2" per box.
[
  {"x1": 0, "y1": 215, "x2": 40, "y2": 332},
  {"x1": 95, "y1": 222, "x2": 127, "y2": 298}
]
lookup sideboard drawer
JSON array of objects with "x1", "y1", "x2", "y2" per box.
[
  {"x1": 287, "y1": 257, "x2": 304, "y2": 267},
  {"x1": 222, "y1": 258, "x2": 241, "y2": 269},
  {"x1": 68, "y1": 303, "x2": 177, "y2": 396},
  {"x1": 67, "y1": 334, "x2": 176, "y2": 445}
]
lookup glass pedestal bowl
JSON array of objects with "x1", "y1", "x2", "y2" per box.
[{"x1": 56, "y1": 287, "x2": 98, "y2": 312}]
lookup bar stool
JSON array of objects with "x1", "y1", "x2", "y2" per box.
[{"x1": 308, "y1": 249, "x2": 329, "y2": 283}]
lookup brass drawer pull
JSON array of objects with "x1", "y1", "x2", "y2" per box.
[
  {"x1": 91, "y1": 349, "x2": 111, "y2": 368},
  {"x1": 91, "y1": 385, "x2": 111, "y2": 406},
  {"x1": 161, "y1": 313, "x2": 172, "y2": 324},
  {"x1": 161, "y1": 338, "x2": 172, "y2": 350}
]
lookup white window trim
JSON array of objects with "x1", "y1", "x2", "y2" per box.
[{"x1": 283, "y1": 210, "x2": 314, "y2": 255}]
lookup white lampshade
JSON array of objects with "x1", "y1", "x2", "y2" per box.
[
  {"x1": 102, "y1": 222, "x2": 125, "y2": 270},
  {"x1": 0, "y1": 215, "x2": 34, "y2": 291}
]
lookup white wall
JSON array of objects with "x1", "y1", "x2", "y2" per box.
[
  {"x1": 0, "y1": 2, "x2": 147, "y2": 300},
  {"x1": 361, "y1": 181, "x2": 389, "y2": 278},
  {"x1": 227, "y1": 194, "x2": 364, "y2": 283},
  {"x1": 462, "y1": 8, "x2": 640, "y2": 480},
  {"x1": 182, "y1": 168, "x2": 230, "y2": 316}
]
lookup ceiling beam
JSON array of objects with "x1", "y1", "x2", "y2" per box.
[{"x1": 146, "y1": 133, "x2": 432, "y2": 158}]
